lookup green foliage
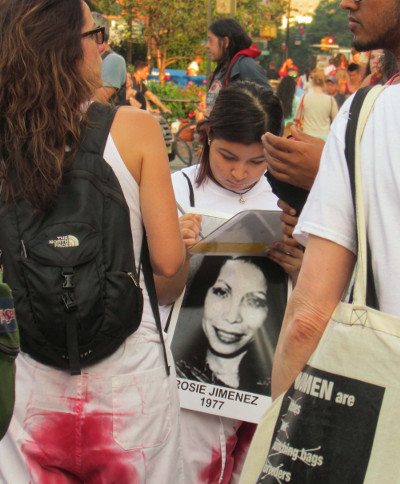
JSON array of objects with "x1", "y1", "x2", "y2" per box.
[
  {"x1": 306, "y1": 0, "x2": 353, "y2": 47},
  {"x1": 268, "y1": 0, "x2": 354, "y2": 71},
  {"x1": 147, "y1": 81, "x2": 206, "y2": 120}
]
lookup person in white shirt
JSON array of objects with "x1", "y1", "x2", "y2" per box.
[{"x1": 157, "y1": 81, "x2": 303, "y2": 484}]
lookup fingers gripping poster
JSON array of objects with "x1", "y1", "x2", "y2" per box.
[
  {"x1": 256, "y1": 365, "x2": 385, "y2": 483},
  {"x1": 167, "y1": 250, "x2": 288, "y2": 424}
]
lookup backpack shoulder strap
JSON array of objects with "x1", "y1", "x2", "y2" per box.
[
  {"x1": 80, "y1": 102, "x2": 119, "y2": 156},
  {"x1": 181, "y1": 172, "x2": 195, "y2": 207}
]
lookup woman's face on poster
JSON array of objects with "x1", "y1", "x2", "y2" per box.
[{"x1": 202, "y1": 259, "x2": 268, "y2": 355}]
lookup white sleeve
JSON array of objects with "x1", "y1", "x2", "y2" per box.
[
  {"x1": 293, "y1": 99, "x2": 357, "y2": 254},
  {"x1": 171, "y1": 170, "x2": 193, "y2": 209}
]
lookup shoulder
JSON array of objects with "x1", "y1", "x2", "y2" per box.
[
  {"x1": 231, "y1": 57, "x2": 270, "y2": 87},
  {"x1": 103, "y1": 52, "x2": 126, "y2": 70},
  {"x1": 110, "y1": 107, "x2": 162, "y2": 156},
  {"x1": 113, "y1": 106, "x2": 159, "y2": 132},
  {"x1": 233, "y1": 56, "x2": 264, "y2": 75},
  {"x1": 171, "y1": 166, "x2": 199, "y2": 203}
]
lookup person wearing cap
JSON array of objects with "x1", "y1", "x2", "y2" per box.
[
  {"x1": 91, "y1": 11, "x2": 127, "y2": 105},
  {"x1": 326, "y1": 75, "x2": 346, "y2": 109}
]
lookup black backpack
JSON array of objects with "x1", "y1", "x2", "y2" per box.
[{"x1": 0, "y1": 103, "x2": 144, "y2": 375}]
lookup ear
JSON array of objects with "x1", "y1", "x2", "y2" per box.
[{"x1": 223, "y1": 36, "x2": 230, "y2": 49}]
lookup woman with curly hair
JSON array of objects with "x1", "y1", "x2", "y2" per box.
[{"x1": 0, "y1": 1, "x2": 185, "y2": 482}]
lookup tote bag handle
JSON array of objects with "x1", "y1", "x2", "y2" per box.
[{"x1": 345, "y1": 85, "x2": 386, "y2": 307}]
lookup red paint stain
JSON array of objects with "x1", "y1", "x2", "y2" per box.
[
  {"x1": 231, "y1": 422, "x2": 256, "y2": 478},
  {"x1": 197, "y1": 422, "x2": 256, "y2": 484},
  {"x1": 198, "y1": 445, "x2": 224, "y2": 484},
  {"x1": 21, "y1": 410, "x2": 142, "y2": 484}
]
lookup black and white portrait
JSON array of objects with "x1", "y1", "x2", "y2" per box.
[{"x1": 170, "y1": 255, "x2": 287, "y2": 397}]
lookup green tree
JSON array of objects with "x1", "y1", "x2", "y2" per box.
[
  {"x1": 269, "y1": 0, "x2": 354, "y2": 71},
  {"x1": 305, "y1": 0, "x2": 353, "y2": 48},
  {"x1": 140, "y1": 0, "x2": 206, "y2": 83}
]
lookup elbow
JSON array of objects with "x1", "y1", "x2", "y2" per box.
[
  {"x1": 288, "y1": 315, "x2": 328, "y2": 349},
  {"x1": 152, "y1": 253, "x2": 185, "y2": 279}
]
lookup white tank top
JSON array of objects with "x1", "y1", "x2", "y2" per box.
[{"x1": 103, "y1": 134, "x2": 157, "y2": 335}]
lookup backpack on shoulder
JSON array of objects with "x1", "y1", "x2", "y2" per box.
[
  {"x1": 0, "y1": 102, "x2": 143, "y2": 375},
  {"x1": 0, "y1": 270, "x2": 19, "y2": 440}
]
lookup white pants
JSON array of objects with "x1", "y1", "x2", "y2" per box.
[
  {"x1": 180, "y1": 410, "x2": 256, "y2": 484},
  {"x1": 0, "y1": 333, "x2": 184, "y2": 484}
]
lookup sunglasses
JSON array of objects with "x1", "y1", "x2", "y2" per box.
[{"x1": 81, "y1": 26, "x2": 105, "y2": 45}]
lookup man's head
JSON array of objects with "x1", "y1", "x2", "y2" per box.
[
  {"x1": 347, "y1": 62, "x2": 361, "y2": 83},
  {"x1": 91, "y1": 11, "x2": 109, "y2": 52},
  {"x1": 340, "y1": 0, "x2": 400, "y2": 58},
  {"x1": 134, "y1": 60, "x2": 150, "y2": 81},
  {"x1": 287, "y1": 67, "x2": 298, "y2": 79},
  {"x1": 326, "y1": 76, "x2": 339, "y2": 95}
]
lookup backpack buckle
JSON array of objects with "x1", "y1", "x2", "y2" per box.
[
  {"x1": 61, "y1": 293, "x2": 77, "y2": 312},
  {"x1": 61, "y1": 268, "x2": 75, "y2": 289}
]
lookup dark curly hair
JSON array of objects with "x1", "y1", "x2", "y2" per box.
[
  {"x1": 195, "y1": 81, "x2": 283, "y2": 186},
  {"x1": 0, "y1": 0, "x2": 96, "y2": 211}
]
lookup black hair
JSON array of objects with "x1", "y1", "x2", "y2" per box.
[
  {"x1": 134, "y1": 60, "x2": 149, "y2": 71},
  {"x1": 171, "y1": 255, "x2": 287, "y2": 395},
  {"x1": 209, "y1": 18, "x2": 252, "y2": 82},
  {"x1": 276, "y1": 76, "x2": 297, "y2": 118},
  {"x1": 196, "y1": 81, "x2": 283, "y2": 186},
  {"x1": 347, "y1": 62, "x2": 360, "y2": 73}
]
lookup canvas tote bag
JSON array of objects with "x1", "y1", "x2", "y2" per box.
[{"x1": 239, "y1": 85, "x2": 400, "y2": 484}]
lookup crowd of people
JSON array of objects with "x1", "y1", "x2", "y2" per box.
[{"x1": 0, "y1": 0, "x2": 399, "y2": 483}]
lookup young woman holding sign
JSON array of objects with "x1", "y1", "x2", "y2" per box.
[{"x1": 157, "y1": 81, "x2": 303, "y2": 484}]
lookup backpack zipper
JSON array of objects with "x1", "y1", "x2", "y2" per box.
[
  {"x1": 127, "y1": 272, "x2": 139, "y2": 288},
  {"x1": 0, "y1": 342, "x2": 19, "y2": 358}
]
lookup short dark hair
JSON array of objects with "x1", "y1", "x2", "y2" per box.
[
  {"x1": 347, "y1": 62, "x2": 360, "y2": 73},
  {"x1": 134, "y1": 60, "x2": 149, "y2": 71},
  {"x1": 196, "y1": 81, "x2": 283, "y2": 186}
]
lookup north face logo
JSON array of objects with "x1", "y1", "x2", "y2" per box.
[{"x1": 49, "y1": 235, "x2": 80, "y2": 248}]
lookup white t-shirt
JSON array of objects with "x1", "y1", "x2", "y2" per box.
[
  {"x1": 172, "y1": 165, "x2": 278, "y2": 213},
  {"x1": 160, "y1": 165, "x2": 279, "y2": 325},
  {"x1": 294, "y1": 85, "x2": 400, "y2": 317}
]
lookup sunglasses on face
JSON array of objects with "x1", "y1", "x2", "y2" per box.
[{"x1": 81, "y1": 26, "x2": 105, "y2": 45}]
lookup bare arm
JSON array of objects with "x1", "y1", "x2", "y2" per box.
[
  {"x1": 110, "y1": 107, "x2": 185, "y2": 277},
  {"x1": 263, "y1": 125, "x2": 325, "y2": 190},
  {"x1": 145, "y1": 91, "x2": 172, "y2": 114},
  {"x1": 155, "y1": 213, "x2": 202, "y2": 305},
  {"x1": 271, "y1": 235, "x2": 356, "y2": 400}
]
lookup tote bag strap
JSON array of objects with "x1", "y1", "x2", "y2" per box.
[{"x1": 345, "y1": 85, "x2": 387, "y2": 306}]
